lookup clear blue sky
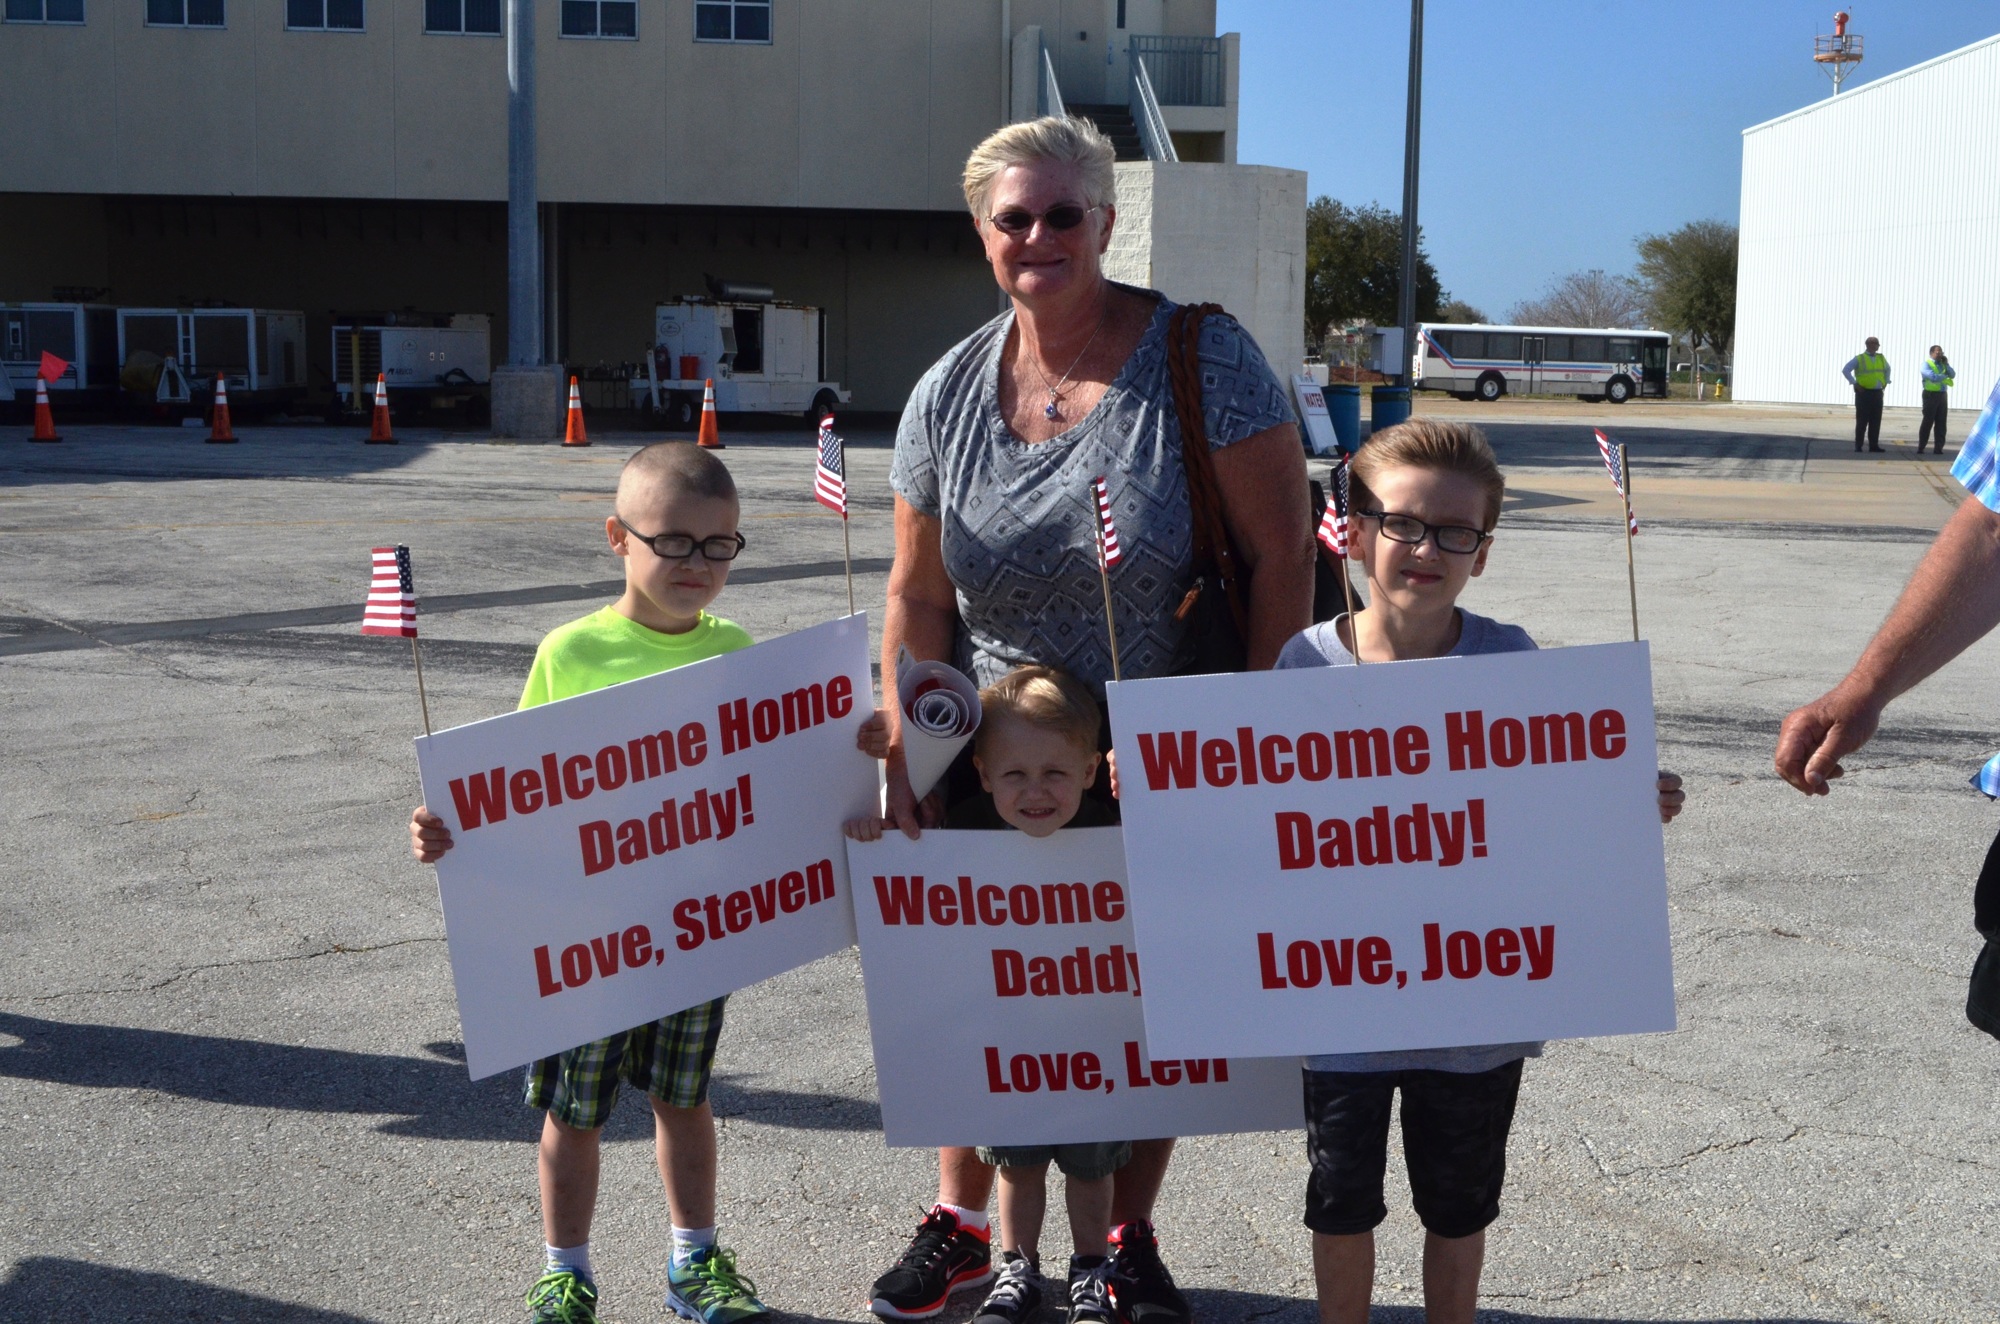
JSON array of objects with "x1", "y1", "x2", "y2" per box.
[{"x1": 1223, "y1": 2, "x2": 1998, "y2": 318}]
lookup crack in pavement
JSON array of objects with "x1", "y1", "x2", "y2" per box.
[{"x1": 1, "y1": 935, "x2": 445, "y2": 1003}]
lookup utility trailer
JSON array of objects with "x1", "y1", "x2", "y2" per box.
[
  {"x1": 116, "y1": 307, "x2": 307, "y2": 411},
  {"x1": 329, "y1": 313, "x2": 492, "y2": 422},
  {"x1": 0, "y1": 303, "x2": 119, "y2": 405},
  {"x1": 629, "y1": 287, "x2": 849, "y2": 426}
]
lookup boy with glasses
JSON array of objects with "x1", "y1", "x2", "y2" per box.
[{"x1": 409, "y1": 443, "x2": 767, "y2": 1324}]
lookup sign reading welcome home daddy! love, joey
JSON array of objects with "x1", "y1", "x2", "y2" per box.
[
  {"x1": 849, "y1": 827, "x2": 1300, "y2": 1147},
  {"x1": 1106, "y1": 642, "x2": 1675, "y2": 1061},
  {"x1": 415, "y1": 615, "x2": 877, "y2": 1079}
]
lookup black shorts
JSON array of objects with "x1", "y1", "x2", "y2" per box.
[{"x1": 1302, "y1": 1059, "x2": 1523, "y2": 1240}]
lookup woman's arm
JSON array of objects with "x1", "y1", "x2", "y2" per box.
[
  {"x1": 881, "y1": 495, "x2": 960, "y2": 836},
  {"x1": 1210, "y1": 422, "x2": 1315, "y2": 669}
]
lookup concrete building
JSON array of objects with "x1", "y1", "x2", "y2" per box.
[
  {"x1": 1735, "y1": 31, "x2": 2000, "y2": 411},
  {"x1": 0, "y1": 0, "x2": 1300, "y2": 414}
]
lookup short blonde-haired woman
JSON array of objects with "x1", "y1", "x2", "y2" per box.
[{"x1": 867, "y1": 115, "x2": 1314, "y2": 1324}]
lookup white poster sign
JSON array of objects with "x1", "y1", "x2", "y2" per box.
[
  {"x1": 415, "y1": 615, "x2": 878, "y2": 1079},
  {"x1": 850, "y1": 827, "x2": 1301, "y2": 1146},
  {"x1": 1106, "y1": 642, "x2": 1675, "y2": 1060},
  {"x1": 1292, "y1": 374, "x2": 1340, "y2": 455}
]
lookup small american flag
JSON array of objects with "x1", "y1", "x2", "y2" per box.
[
  {"x1": 813, "y1": 416, "x2": 847, "y2": 515},
  {"x1": 1316, "y1": 456, "x2": 1351, "y2": 559},
  {"x1": 362, "y1": 545, "x2": 418, "y2": 638},
  {"x1": 1091, "y1": 475, "x2": 1122, "y2": 570},
  {"x1": 1594, "y1": 429, "x2": 1639, "y2": 534}
]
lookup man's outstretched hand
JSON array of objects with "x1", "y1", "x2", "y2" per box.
[{"x1": 1774, "y1": 685, "x2": 1884, "y2": 796}]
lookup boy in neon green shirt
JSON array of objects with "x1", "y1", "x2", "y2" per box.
[{"x1": 411, "y1": 443, "x2": 764, "y2": 1324}]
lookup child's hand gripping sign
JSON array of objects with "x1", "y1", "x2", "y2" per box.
[{"x1": 1105, "y1": 643, "x2": 1676, "y2": 1061}]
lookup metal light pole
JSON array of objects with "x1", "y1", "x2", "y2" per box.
[
  {"x1": 1397, "y1": 0, "x2": 1423, "y2": 388},
  {"x1": 506, "y1": 0, "x2": 541, "y2": 367}
]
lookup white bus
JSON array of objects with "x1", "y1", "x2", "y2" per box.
[{"x1": 1414, "y1": 323, "x2": 1671, "y2": 404}]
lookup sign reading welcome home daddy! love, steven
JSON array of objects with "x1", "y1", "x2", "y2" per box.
[
  {"x1": 415, "y1": 615, "x2": 877, "y2": 1079},
  {"x1": 1106, "y1": 642, "x2": 1675, "y2": 1061},
  {"x1": 849, "y1": 828, "x2": 1299, "y2": 1147}
]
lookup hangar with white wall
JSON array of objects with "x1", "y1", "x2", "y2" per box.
[{"x1": 1734, "y1": 31, "x2": 2000, "y2": 411}]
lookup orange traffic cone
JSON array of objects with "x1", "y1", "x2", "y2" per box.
[
  {"x1": 365, "y1": 372, "x2": 396, "y2": 444},
  {"x1": 27, "y1": 376, "x2": 61, "y2": 442},
  {"x1": 563, "y1": 376, "x2": 589, "y2": 447},
  {"x1": 696, "y1": 378, "x2": 723, "y2": 449},
  {"x1": 206, "y1": 375, "x2": 238, "y2": 444}
]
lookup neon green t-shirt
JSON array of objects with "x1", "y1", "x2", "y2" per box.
[{"x1": 518, "y1": 606, "x2": 755, "y2": 711}]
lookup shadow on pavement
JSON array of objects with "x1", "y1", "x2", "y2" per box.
[
  {"x1": 0, "y1": 1257, "x2": 379, "y2": 1322},
  {"x1": 0, "y1": 1015, "x2": 881, "y2": 1139},
  {"x1": 1185, "y1": 1291, "x2": 1845, "y2": 1324}
]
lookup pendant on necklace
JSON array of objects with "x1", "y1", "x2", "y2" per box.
[{"x1": 1044, "y1": 393, "x2": 1061, "y2": 421}]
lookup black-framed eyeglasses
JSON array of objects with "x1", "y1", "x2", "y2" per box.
[
  {"x1": 986, "y1": 203, "x2": 1101, "y2": 235},
  {"x1": 1359, "y1": 510, "x2": 1491, "y2": 555},
  {"x1": 616, "y1": 517, "x2": 746, "y2": 562}
]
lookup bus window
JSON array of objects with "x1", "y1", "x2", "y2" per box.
[
  {"x1": 1450, "y1": 331, "x2": 1484, "y2": 357},
  {"x1": 1543, "y1": 335, "x2": 1571, "y2": 360},
  {"x1": 1571, "y1": 335, "x2": 1606, "y2": 361},
  {"x1": 1486, "y1": 333, "x2": 1522, "y2": 359},
  {"x1": 1607, "y1": 338, "x2": 1637, "y2": 362}
]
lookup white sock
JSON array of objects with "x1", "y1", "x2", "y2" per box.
[
  {"x1": 545, "y1": 1242, "x2": 593, "y2": 1281},
  {"x1": 939, "y1": 1202, "x2": 990, "y2": 1234},
  {"x1": 673, "y1": 1224, "x2": 717, "y2": 1266}
]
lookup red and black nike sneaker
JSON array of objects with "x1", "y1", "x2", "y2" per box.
[
  {"x1": 1106, "y1": 1221, "x2": 1191, "y2": 1324},
  {"x1": 868, "y1": 1206, "x2": 995, "y2": 1320}
]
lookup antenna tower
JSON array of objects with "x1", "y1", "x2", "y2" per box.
[{"x1": 1814, "y1": 11, "x2": 1863, "y2": 94}]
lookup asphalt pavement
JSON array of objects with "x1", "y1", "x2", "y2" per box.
[{"x1": 4, "y1": 398, "x2": 1998, "y2": 1323}]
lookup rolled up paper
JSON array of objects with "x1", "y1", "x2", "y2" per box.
[{"x1": 896, "y1": 645, "x2": 982, "y2": 802}]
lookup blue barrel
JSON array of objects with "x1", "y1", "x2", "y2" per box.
[
  {"x1": 1325, "y1": 383, "x2": 1362, "y2": 452},
  {"x1": 1370, "y1": 385, "x2": 1411, "y2": 434}
]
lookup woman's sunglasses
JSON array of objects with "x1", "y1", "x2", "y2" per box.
[{"x1": 986, "y1": 204, "x2": 1101, "y2": 235}]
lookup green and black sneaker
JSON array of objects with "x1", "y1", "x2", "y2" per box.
[
  {"x1": 526, "y1": 1268, "x2": 600, "y2": 1324},
  {"x1": 666, "y1": 1244, "x2": 772, "y2": 1324}
]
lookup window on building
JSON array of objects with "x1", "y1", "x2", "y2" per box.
[
  {"x1": 4, "y1": 0, "x2": 86, "y2": 23},
  {"x1": 695, "y1": 0, "x2": 768, "y2": 43},
  {"x1": 561, "y1": 0, "x2": 635, "y2": 38},
  {"x1": 146, "y1": 0, "x2": 223, "y2": 25},
  {"x1": 425, "y1": 0, "x2": 499, "y2": 34},
  {"x1": 288, "y1": 0, "x2": 361, "y2": 30}
]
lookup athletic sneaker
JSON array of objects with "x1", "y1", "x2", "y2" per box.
[
  {"x1": 665, "y1": 1245, "x2": 771, "y2": 1324},
  {"x1": 972, "y1": 1251, "x2": 1043, "y2": 1324},
  {"x1": 526, "y1": 1269, "x2": 600, "y2": 1324},
  {"x1": 869, "y1": 1206, "x2": 996, "y2": 1319},
  {"x1": 1105, "y1": 1222, "x2": 1190, "y2": 1324},
  {"x1": 1066, "y1": 1255, "x2": 1115, "y2": 1324}
]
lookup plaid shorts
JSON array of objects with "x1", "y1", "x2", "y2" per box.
[{"x1": 523, "y1": 997, "x2": 727, "y2": 1130}]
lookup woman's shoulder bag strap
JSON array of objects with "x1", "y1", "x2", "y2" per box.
[{"x1": 1165, "y1": 303, "x2": 1251, "y2": 642}]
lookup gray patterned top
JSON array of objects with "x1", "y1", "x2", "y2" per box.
[{"x1": 891, "y1": 287, "x2": 1294, "y2": 693}]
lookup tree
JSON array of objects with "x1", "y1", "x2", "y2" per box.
[
  {"x1": 1506, "y1": 269, "x2": 1646, "y2": 329},
  {"x1": 1436, "y1": 298, "x2": 1488, "y2": 324},
  {"x1": 1635, "y1": 220, "x2": 1738, "y2": 361},
  {"x1": 1304, "y1": 197, "x2": 1446, "y2": 349}
]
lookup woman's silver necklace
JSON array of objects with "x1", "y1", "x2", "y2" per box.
[{"x1": 1028, "y1": 300, "x2": 1110, "y2": 421}]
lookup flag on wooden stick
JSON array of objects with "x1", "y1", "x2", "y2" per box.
[
  {"x1": 1091, "y1": 475, "x2": 1122, "y2": 571},
  {"x1": 1316, "y1": 456, "x2": 1351, "y2": 559},
  {"x1": 362, "y1": 544, "x2": 430, "y2": 733},
  {"x1": 813, "y1": 415, "x2": 847, "y2": 515},
  {"x1": 363, "y1": 545, "x2": 418, "y2": 637},
  {"x1": 1593, "y1": 429, "x2": 1639, "y2": 534}
]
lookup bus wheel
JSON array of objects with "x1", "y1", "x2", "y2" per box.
[
  {"x1": 1475, "y1": 373, "x2": 1504, "y2": 402},
  {"x1": 1605, "y1": 375, "x2": 1633, "y2": 404}
]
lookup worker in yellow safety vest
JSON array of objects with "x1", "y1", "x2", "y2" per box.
[
  {"x1": 1918, "y1": 345, "x2": 1956, "y2": 457},
  {"x1": 1841, "y1": 337, "x2": 1890, "y2": 453}
]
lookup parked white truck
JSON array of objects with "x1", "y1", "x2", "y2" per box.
[
  {"x1": 629, "y1": 286, "x2": 849, "y2": 426},
  {"x1": 330, "y1": 313, "x2": 491, "y2": 422}
]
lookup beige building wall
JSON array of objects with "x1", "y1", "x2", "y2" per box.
[{"x1": 1105, "y1": 161, "x2": 1306, "y2": 379}]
